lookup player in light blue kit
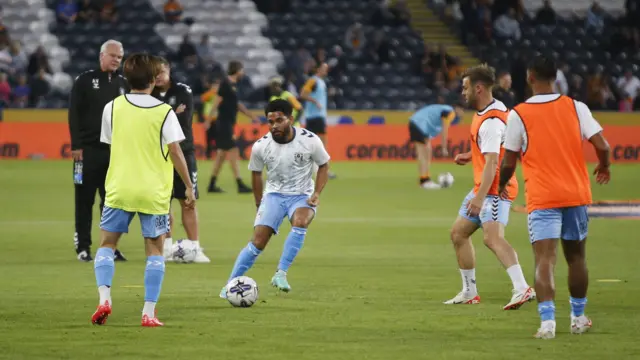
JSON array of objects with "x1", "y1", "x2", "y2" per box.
[
  {"x1": 409, "y1": 103, "x2": 464, "y2": 189},
  {"x1": 220, "y1": 99, "x2": 330, "y2": 297}
]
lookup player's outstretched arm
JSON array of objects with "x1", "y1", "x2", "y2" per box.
[
  {"x1": 588, "y1": 132, "x2": 611, "y2": 184},
  {"x1": 168, "y1": 143, "x2": 195, "y2": 207},
  {"x1": 251, "y1": 171, "x2": 263, "y2": 209}
]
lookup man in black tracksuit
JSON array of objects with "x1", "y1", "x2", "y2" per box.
[
  {"x1": 68, "y1": 40, "x2": 128, "y2": 262},
  {"x1": 151, "y1": 57, "x2": 210, "y2": 262}
]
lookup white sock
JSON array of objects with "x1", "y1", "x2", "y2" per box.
[
  {"x1": 142, "y1": 301, "x2": 156, "y2": 318},
  {"x1": 98, "y1": 285, "x2": 111, "y2": 305},
  {"x1": 460, "y1": 269, "x2": 477, "y2": 295},
  {"x1": 506, "y1": 264, "x2": 529, "y2": 291},
  {"x1": 190, "y1": 240, "x2": 200, "y2": 248}
]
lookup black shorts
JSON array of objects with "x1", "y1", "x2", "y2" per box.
[
  {"x1": 172, "y1": 152, "x2": 199, "y2": 200},
  {"x1": 215, "y1": 123, "x2": 236, "y2": 150},
  {"x1": 305, "y1": 117, "x2": 326, "y2": 135},
  {"x1": 409, "y1": 121, "x2": 427, "y2": 143}
]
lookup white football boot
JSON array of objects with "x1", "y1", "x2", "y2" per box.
[
  {"x1": 443, "y1": 292, "x2": 481, "y2": 305},
  {"x1": 194, "y1": 246, "x2": 211, "y2": 263},
  {"x1": 535, "y1": 320, "x2": 556, "y2": 339},
  {"x1": 421, "y1": 180, "x2": 442, "y2": 190},
  {"x1": 503, "y1": 287, "x2": 536, "y2": 310}
]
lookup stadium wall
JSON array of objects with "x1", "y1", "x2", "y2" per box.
[
  {"x1": 3, "y1": 109, "x2": 640, "y2": 125},
  {"x1": 1, "y1": 121, "x2": 639, "y2": 162}
]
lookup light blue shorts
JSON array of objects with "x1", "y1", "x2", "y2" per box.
[
  {"x1": 527, "y1": 206, "x2": 589, "y2": 243},
  {"x1": 458, "y1": 190, "x2": 512, "y2": 226},
  {"x1": 254, "y1": 193, "x2": 316, "y2": 235},
  {"x1": 100, "y1": 206, "x2": 170, "y2": 238}
]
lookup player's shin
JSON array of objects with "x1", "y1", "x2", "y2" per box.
[
  {"x1": 94, "y1": 247, "x2": 115, "y2": 305},
  {"x1": 143, "y1": 254, "x2": 166, "y2": 318},
  {"x1": 278, "y1": 227, "x2": 307, "y2": 273},
  {"x1": 228, "y1": 242, "x2": 262, "y2": 281},
  {"x1": 562, "y1": 239, "x2": 589, "y2": 317},
  {"x1": 534, "y1": 240, "x2": 558, "y2": 322},
  {"x1": 181, "y1": 201, "x2": 199, "y2": 246}
]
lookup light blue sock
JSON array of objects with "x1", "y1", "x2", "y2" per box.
[
  {"x1": 94, "y1": 247, "x2": 115, "y2": 287},
  {"x1": 538, "y1": 300, "x2": 556, "y2": 321},
  {"x1": 570, "y1": 296, "x2": 587, "y2": 317},
  {"x1": 228, "y1": 243, "x2": 262, "y2": 281},
  {"x1": 278, "y1": 227, "x2": 307, "y2": 273},
  {"x1": 144, "y1": 255, "x2": 165, "y2": 303}
]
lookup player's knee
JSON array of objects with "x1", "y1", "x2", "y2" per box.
[
  {"x1": 180, "y1": 201, "x2": 196, "y2": 213},
  {"x1": 290, "y1": 218, "x2": 309, "y2": 229},
  {"x1": 450, "y1": 227, "x2": 467, "y2": 246},
  {"x1": 482, "y1": 233, "x2": 505, "y2": 249},
  {"x1": 252, "y1": 227, "x2": 273, "y2": 250}
]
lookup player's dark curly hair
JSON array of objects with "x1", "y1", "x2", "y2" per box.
[
  {"x1": 265, "y1": 99, "x2": 293, "y2": 117},
  {"x1": 528, "y1": 55, "x2": 557, "y2": 82}
]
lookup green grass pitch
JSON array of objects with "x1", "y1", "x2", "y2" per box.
[{"x1": 0, "y1": 161, "x2": 639, "y2": 359}]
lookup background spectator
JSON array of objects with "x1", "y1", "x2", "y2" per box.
[
  {"x1": 56, "y1": 0, "x2": 78, "y2": 25},
  {"x1": 8, "y1": 40, "x2": 27, "y2": 76},
  {"x1": 616, "y1": 70, "x2": 640, "y2": 111},
  {"x1": 27, "y1": 46, "x2": 52, "y2": 77},
  {"x1": 534, "y1": 0, "x2": 557, "y2": 27},
  {"x1": 163, "y1": 0, "x2": 183, "y2": 24},
  {"x1": 0, "y1": 72, "x2": 10, "y2": 106},
  {"x1": 29, "y1": 68, "x2": 50, "y2": 108},
  {"x1": 585, "y1": 2, "x2": 605, "y2": 34},
  {"x1": 494, "y1": 8, "x2": 521, "y2": 40},
  {"x1": 11, "y1": 73, "x2": 29, "y2": 108},
  {"x1": 344, "y1": 23, "x2": 366, "y2": 55},
  {"x1": 99, "y1": 0, "x2": 118, "y2": 23},
  {"x1": 77, "y1": 0, "x2": 97, "y2": 23}
]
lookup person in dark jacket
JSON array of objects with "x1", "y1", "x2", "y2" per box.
[
  {"x1": 68, "y1": 39, "x2": 129, "y2": 262},
  {"x1": 151, "y1": 56, "x2": 210, "y2": 263}
]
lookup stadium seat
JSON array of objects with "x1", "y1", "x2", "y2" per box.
[
  {"x1": 367, "y1": 116, "x2": 385, "y2": 125},
  {"x1": 337, "y1": 116, "x2": 354, "y2": 125},
  {"x1": 148, "y1": 0, "x2": 280, "y2": 88}
]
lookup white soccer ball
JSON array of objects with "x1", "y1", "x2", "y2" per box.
[
  {"x1": 438, "y1": 172, "x2": 455, "y2": 188},
  {"x1": 171, "y1": 239, "x2": 198, "y2": 263},
  {"x1": 225, "y1": 276, "x2": 259, "y2": 308}
]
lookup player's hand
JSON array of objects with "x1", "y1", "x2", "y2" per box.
[
  {"x1": 593, "y1": 163, "x2": 610, "y2": 185},
  {"x1": 71, "y1": 149, "x2": 83, "y2": 161},
  {"x1": 440, "y1": 145, "x2": 449, "y2": 157},
  {"x1": 454, "y1": 152, "x2": 471, "y2": 165},
  {"x1": 307, "y1": 193, "x2": 320, "y2": 207},
  {"x1": 467, "y1": 197, "x2": 483, "y2": 217},
  {"x1": 184, "y1": 186, "x2": 196, "y2": 208},
  {"x1": 176, "y1": 104, "x2": 186, "y2": 114},
  {"x1": 498, "y1": 186, "x2": 509, "y2": 200}
]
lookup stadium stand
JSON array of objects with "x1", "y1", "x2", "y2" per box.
[
  {"x1": 46, "y1": 0, "x2": 167, "y2": 76},
  {"x1": 2, "y1": 0, "x2": 74, "y2": 105},
  {"x1": 260, "y1": 0, "x2": 434, "y2": 110},
  {"x1": 429, "y1": 0, "x2": 640, "y2": 110},
  {"x1": 150, "y1": 0, "x2": 282, "y2": 90}
]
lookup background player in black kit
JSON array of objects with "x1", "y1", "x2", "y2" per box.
[
  {"x1": 68, "y1": 39, "x2": 128, "y2": 262},
  {"x1": 151, "y1": 56, "x2": 210, "y2": 263},
  {"x1": 207, "y1": 60, "x2": 259, "y2": 194}
]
